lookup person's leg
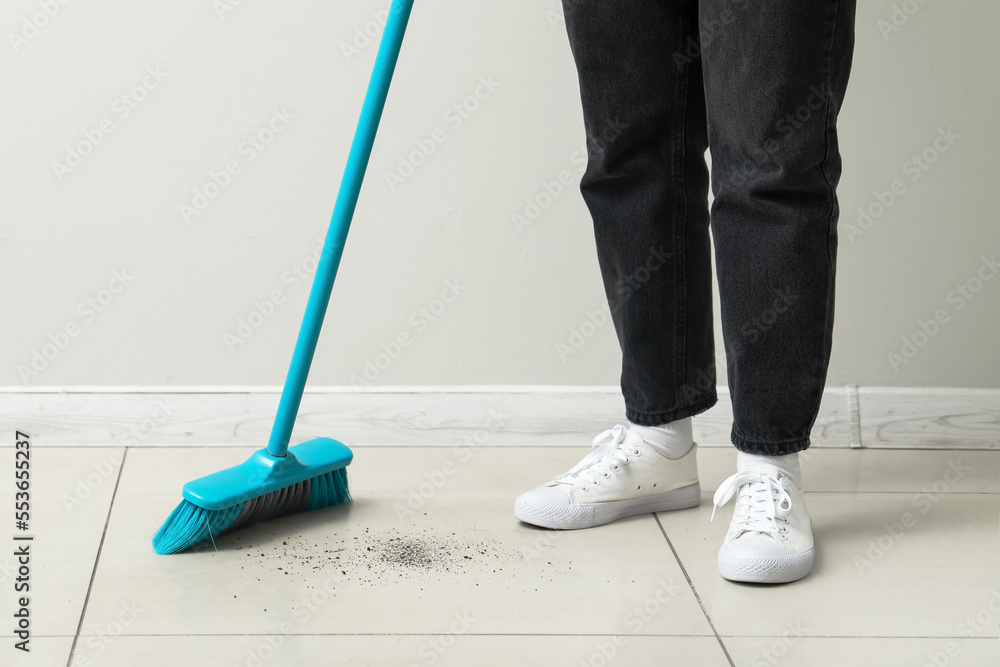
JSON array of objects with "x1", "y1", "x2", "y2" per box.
[
  {"x1": 700, "y1": 0, "x2": 857, "y2": 583},
  {"x1": 566, "y1": 0, "x2": 717, "y2": 426},
  {"x1": 701, "y1": 0, "x2": 856, "y2": 454},
  {"x1": 514, "y1": 0, "x2": 712, "y2": 529}
]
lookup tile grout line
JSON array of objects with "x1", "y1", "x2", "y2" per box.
[
  {"x1": 66, "y1": 448, "x2": 129, "y2": 667},
  {"x1": 654, "y1": 514, "x2": 736, "y2": 667}
]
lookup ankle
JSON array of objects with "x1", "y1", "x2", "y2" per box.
[
  {"x1": 736, "y1": 451, "x2": 802, "y2": 489},
  {"x1": 628, "y1": 418, "x2": 694, "y2": 460}
]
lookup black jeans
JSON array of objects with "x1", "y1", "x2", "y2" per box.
[{"x1": 563, "y1": 0, "x2": 856, "y2": 455}]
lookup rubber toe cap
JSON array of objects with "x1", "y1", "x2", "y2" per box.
[
  {"x1": 722, "y1": 533, "x2": 792, "y2": 559},
  {"x1": 516, "y1": 485, "x2": 571, "y2": 508}
]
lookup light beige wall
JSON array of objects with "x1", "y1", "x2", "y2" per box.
[{"x1": 2, "y1": 0, "x2": 996, "y2": 389}]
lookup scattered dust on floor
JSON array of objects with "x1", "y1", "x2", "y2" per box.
[{"x1": 227, "y1": 525, "x2": 556, "y2": 589}]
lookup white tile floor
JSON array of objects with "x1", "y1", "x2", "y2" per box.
[{"x1": 3, "y1": 445, "x2": 998, "y2": 667}]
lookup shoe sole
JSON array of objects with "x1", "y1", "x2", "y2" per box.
[
  {"x1": 718, "y1": 546, "x2": 814, "y2": 584},
  {"x1": 514, "y1": 482, "x2": 701, "y2": 530}
]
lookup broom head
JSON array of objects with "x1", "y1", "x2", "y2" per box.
[{"x1": 153, "y1": 438, "x2": 353, "y2": 555}]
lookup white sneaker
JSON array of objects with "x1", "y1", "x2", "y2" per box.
[
  {"x1": 711, "y1": 469, "x2": 814, "y2": 583},
  {"x1": 514, "y1": 424, "x2": 700, "y2": 530}
]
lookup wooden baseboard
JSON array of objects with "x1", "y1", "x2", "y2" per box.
[{"x1": 0, "y1": 386, "x2": 996, "y2": 449}]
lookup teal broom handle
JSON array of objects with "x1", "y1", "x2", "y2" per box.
[{"x1": 266, "y1": 0, "x2": 415, "y2": 457}]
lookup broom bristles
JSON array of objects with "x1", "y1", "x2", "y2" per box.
[{"x1": 153, "y1": 468, "x2": 351, "y2": 555}]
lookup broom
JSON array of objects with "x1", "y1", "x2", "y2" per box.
[{"x1": 153, "y1": 0, "x2": 415, "y2": 555}]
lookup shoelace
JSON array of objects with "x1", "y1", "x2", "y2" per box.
[
  {"x1": 555, "y1": 425, "x2": 640, "y2": 492},
  {"x1": 710, "y1": 471, "x2": 792, "y2": 537}
]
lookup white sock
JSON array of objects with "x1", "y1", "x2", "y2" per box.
[
  {"x1": 737, "y1": 451, "x2": 802, "y2": 489},
  {"x1": 628, "y1": 418, "x2": 694, "y2": 460}
]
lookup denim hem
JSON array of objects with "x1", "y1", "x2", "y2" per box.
[
  {"x1": 625, "y1": 391, "x2": 718, "y2": 427},
  {"x1": 731, "y1": 429, "x2": 811, "y2": 456}
]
